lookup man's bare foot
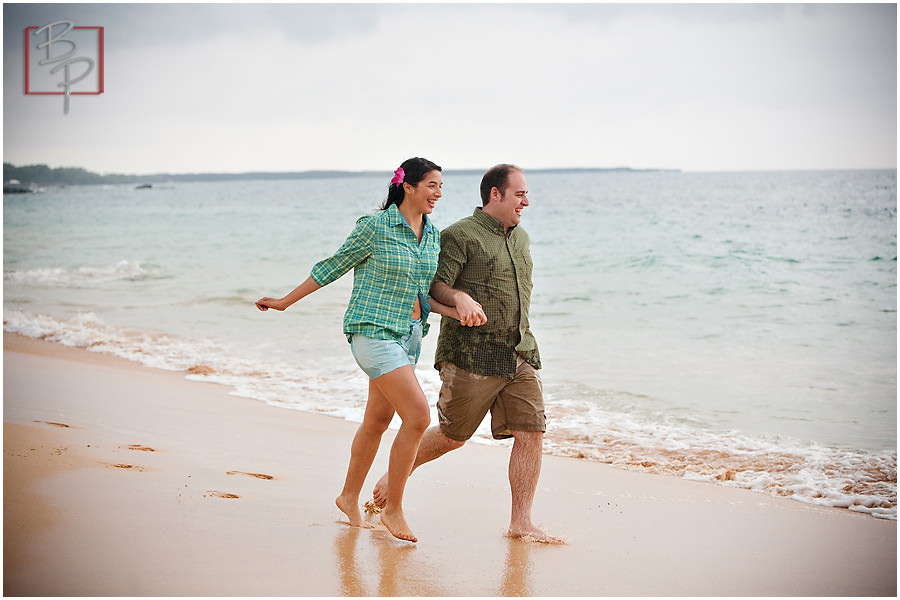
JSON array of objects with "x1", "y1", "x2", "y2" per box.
[
  {"x1": 380, "y1": 509, "x2": 417, "y2": 543},
  {"x1": 372, "y1": 472, "x2": 389, "y2": 508},
  {"x1": 335, "y1": 494, "x2": 374, "y2": 529},
  {"x1": 507, "y1": 523, "x2": 565, "y2": 544}
]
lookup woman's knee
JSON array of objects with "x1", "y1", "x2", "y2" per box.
[
  {"x1": 362, "y1": 413, "x2": 392, "y2": 436},
  {"x1": 403, "y1": 403, "x2": 431, "y2": 432}
]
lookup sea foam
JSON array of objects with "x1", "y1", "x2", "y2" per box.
[{"x1": 4, "y1": 309, "x2": 895, "y2": 520}]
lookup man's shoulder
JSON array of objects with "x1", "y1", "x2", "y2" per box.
[
  {"x1": 445, "y1": 213, "x2": 479, "y2": 229},
  {"x1": 441, "y1": 214, "x2": 480, "y2": 238}
]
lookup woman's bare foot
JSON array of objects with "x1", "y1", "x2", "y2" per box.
[
  {"x1": 507, "y1": 523, "x2": 565, "y2": 544},
  {"x1": 371, "y1": 472, "x2": 389, "y2": 508},
  {"x1": 335, "y1": 494, "x2": 374, "y2": 529},
  {"x1": 380, "y1": 508, "x2": 417, "y2": 543}
]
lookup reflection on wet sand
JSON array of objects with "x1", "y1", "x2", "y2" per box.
[
  {"x1": 334, "y1": 524, "x2": 424, "y2": 596},
  {"x1": 334, "y1": 520, "x2": 548, "y2": 596},
  {"x1": 335, "y1": 527, "x2": 366, "y2": 597},
  {"x1": 500, "y1": 537, "x2": 535, "y2": 596}
]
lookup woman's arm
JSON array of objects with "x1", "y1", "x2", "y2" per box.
[
  {"x1": 425, "y1": 295, "x2": 462, "y2": 321},
  {"x1": 256, "y1": 276, "x2": 322, "y2": 311},
  {"x1": 429, "y1": 281, "x2": 487, "y2": 327}
]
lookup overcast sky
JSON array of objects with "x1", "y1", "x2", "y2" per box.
[{"x1": 3, "y1": 2, "x2": 897, "y2": 175}]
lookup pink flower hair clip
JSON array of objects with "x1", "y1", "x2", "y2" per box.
[{"x1": 390, "y1": 167, "x2": 405, "y2": 186}]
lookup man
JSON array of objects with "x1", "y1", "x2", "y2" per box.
[{"x1": 373, "y1": 164, "x2": 562, "y2": 544}]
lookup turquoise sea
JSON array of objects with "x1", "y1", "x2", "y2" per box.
[{"x1": 4, "y1": 169, "x2": 896, "y2": 519}]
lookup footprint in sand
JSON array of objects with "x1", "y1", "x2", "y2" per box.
[
  {"x1": 107, "y1": 463, "x2": 148, "y2": 471},
  {"x1": 226, "y1": 470, "x2": 275, "y2": 480},
  {"x1": 34, "y1": 420, "x2": 72, "y2": 428},
  {"x1": 123, "y1": 444, "x2": 156, "y2": 452},
  {"x1": 204, "y1": 490, "x2": 240, "y2": 499}
]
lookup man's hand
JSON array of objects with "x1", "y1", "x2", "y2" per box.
[
  {"x1": 431, "y1": 281, "x2": 487, "y2": 327},
  {"x1": 455, "y1": 292, "x2": 487, "y2": 327}
]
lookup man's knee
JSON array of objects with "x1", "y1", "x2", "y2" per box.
[
  {"x1": 436, "y1": 428, "x2": 467, "y2": 451},
  {"x1": 511, "y1": 430, "x2": 543, "y2": 446},
  {"x1": 446, "y1": 437, "x2": 466, "y2": 451}
]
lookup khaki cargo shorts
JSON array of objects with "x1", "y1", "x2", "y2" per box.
[{"x1": 436, "y1": 356, "x2": 546, "y2": 441}]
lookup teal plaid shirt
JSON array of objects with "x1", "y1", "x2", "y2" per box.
[{"x1": 310, "y1": 204, "x2": 440, "y2": 341}]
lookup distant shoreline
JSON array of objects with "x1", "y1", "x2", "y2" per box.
[
  {"x1": 6, "y1": 164, "x2": 895, "y2": 189},
  {"x1": 3, "y1": 163, "x2": 679, "y2": 188}
]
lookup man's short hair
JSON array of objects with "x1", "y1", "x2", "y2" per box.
[{"x1": 480, "y1": 164, "x2": 523, "y2": 206}]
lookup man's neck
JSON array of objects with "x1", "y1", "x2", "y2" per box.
[{"x1": 480, "y1": 205, "x2": 512, "y2": 234}]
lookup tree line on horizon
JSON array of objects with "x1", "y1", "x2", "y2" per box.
[
  {"x1": 4, "y1": 162, "x2": 667, "y2": 188},
  {"x1": 2, "y1": 163, "x2": 384, "y2": 186},
  {"x1": 4, "y1": 163, "x2": 133, "y2": 186}
]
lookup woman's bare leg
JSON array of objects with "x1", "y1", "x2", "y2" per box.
[
  {"x1": 370, "y1": 365, "x2": 430, "y2": 542},
  {"x1": 335, "y1": 379, "x2": 394, "y2": 529}
]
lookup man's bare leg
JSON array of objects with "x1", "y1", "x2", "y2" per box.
[
  {"x1": 371, "y1": 425, "x2": 464, "y2": 507},
  {"x1": 506, "y1": 430, "x2": 564, "y2": 544}
]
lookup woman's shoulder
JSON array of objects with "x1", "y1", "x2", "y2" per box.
[{"x1": 352, "y1": 210, "x2": 385, "y2": 229}]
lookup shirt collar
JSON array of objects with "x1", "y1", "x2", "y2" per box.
[
  {"x1": 472, "y1": 207, "x2": 510, "y2": 236},
  {"x1": 389, "y1": 203, "x2": 433, "y2": 235}
]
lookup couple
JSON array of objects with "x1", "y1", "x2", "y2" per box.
[{"x1": 257, "y1": 158, "x2": 561, "y2": 545}]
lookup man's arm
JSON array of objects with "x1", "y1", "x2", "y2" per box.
[{"x1": 430, "y1": 280, "x2": 487, "y2": 327}]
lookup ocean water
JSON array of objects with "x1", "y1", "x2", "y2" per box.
[{"x1": 4, "y1": 169, "x2": 896, "y2": 519}]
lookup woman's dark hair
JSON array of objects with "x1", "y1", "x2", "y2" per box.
[
  {"x1": 382, "y1": 157, "x2": 442, "y2": 210},
  {"x1": 480, "y1": 163, "x2": 523, "y2": 206}
]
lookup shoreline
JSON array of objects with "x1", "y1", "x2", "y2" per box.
[{"x1": 4, "y1": 332, "x2": 896, "y2": 596}]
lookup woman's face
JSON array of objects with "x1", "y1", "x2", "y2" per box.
[{"x1": 404, "y1": 169, "x2": 443, "y2": 214}]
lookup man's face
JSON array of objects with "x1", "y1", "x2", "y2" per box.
[{"x1": 493, "y1": 170, "x2": 529, "y2": 230}]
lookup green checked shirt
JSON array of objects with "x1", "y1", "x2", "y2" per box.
[
  {"x1": 310, "y1": 203, "x2": 440, "y2": 342},
  {"x1": 434, "y1": 207, "x2": 541, "y2": 379}
]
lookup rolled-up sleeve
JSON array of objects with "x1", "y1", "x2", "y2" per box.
[{"x1": 310, "y1": 216, "x2": 374, "y2": 286}]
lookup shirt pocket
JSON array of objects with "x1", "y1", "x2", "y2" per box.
[
  {"x1": 515, "y1": 248, "x2": 533, "y2": 281},
  {"x1": 373, "y1": 244, "x2": 415, "y2": 283}
]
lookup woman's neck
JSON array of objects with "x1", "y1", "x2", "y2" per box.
[{"x1": 398, "y1": 203, "x2": 425, "y2": 240}]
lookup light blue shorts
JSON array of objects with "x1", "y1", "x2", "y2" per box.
[{"x1": 350, "y1": 319, "x2": 423, "y2": 379}]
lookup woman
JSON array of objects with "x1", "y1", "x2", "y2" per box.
[{"x1": 256, "y1": 157, "x2": 458, "y2": 543}]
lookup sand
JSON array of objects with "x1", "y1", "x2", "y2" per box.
[{"x1": 3, "y1": 332, "x2": 896, "y2": 596}]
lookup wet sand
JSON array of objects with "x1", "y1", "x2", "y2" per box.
[{"x1": 3, "y1": 333, "x2": 896, "y2": 596}]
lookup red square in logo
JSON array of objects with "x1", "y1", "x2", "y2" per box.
[{"x1": 25, "y1": 24, "x2": 104, "y2": 95}]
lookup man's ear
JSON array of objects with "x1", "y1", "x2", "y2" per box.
[{"x1": 489, "y1": 186, "x2": 502, "y2": 203}]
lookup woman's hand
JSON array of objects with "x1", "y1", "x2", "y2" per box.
[
  {"x1": 256, "y1": 297, "x2": 287, "y2": 311},
  {"x1": 426, "y1": 294, "x2": 487, "y2": 327},
  {"x1": 256, "y1": 277, "x2": 323, "y2": 313},
  {"x1": 430, "y1": 281, "x2": 487, "y2": 327}
]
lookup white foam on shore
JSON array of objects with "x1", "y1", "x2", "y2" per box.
[
  {"x1": 4, "y1": 309, "x2": 896, "y2": 520},
  {"x1": 4, "y1": 261, "x2": 166, "y2": 287}
]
